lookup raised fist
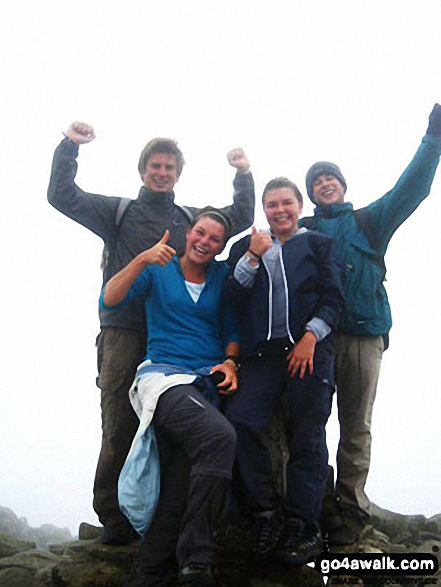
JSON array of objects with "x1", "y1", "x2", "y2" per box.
[
  {"x1": 65, "y1": 121, "x2": 96, "y2": 144},
  {"x1": 227, "y1": 147, "x2": 250, "y2": 173}
]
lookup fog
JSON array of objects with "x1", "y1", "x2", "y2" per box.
[{"x1": 1, "y1": 0, "x2": 440, "y2": 534}]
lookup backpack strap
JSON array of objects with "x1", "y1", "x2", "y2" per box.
[
  {"x1": 299, "y1": 216, "x2": 316, "y2": 230},
  {"x1": 101, "y1": 198, "x2": 134, "y2": 279},
  {"x1": 180, "y1": 205, "x2": 195, "y2": 223},
  {"x1": 115, "y1": 197, "x2": 133, "y2": 226}
]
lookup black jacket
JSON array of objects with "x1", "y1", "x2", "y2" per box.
[{"x1": 48, "y1": 137, "x2": 255, "y2": 330}]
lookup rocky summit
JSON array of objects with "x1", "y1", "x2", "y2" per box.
[{"x1": 0, "y1": 504, "x2": 440, "y2": 587}]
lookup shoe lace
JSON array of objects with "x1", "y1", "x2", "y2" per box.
[
  {"x1": 180, "y1": 563, "x2": 212, "y2": 576},
  {"x1": 281, "y1": 518, "x2": 305, "y2": 548},
  {"x1": 253, "y1": 513, "x2": 281, "y2": 553},
  {"x1": 256, "y1": 516, "x2": 272, "y2": 547}
]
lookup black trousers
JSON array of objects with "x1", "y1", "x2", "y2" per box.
[
  {"x1": 134, "y1": 383, "x2": 236, "y2": 576},
  {"x1": 224, "y1": 339, "x2": 334, "y2": 525}
]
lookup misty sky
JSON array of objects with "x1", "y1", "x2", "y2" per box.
[{"x1": 1, "y1": 0, "x2": 441, "y2": 534}]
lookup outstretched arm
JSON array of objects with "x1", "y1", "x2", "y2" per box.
[
  {"x1": 103, "y1": 231, "x2": 176, "y2": 306},
  {"x1": 365, "y1": 103, "x2": 441, "y2": 252},
  {"x1": 48, "y1": 121, "x2": 120, "y2": 239},
  {"x1": 224, "y1": 147, "x2": 255, "y2": 235},
  {"x1": 183, "y1": 148, "x2": 255, "y2": 237}
]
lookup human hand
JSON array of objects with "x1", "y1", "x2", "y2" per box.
[
  {"x1": 140, "y1": 231, "x2": 176, "y2": 267},
  {"x1": 227, "y1": 147, "x2": 250, "y2": 173},
  {"x1": 286, "y1": 332, "x2": 317, "y2": 378},
  {"x1": 248, "y1": 226, "x2": 272, "y2": 257},
  {"x1": 210, "y1": 361, "x2": 238, "y2": 395},
  {"x1": 427, "y1": 103, "x2": 441, "y2": 137},
  {"x1": 65, "y1": 121, "x2": 96, "y2": 144}
]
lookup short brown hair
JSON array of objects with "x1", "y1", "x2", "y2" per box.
[
  {"x1": 138, "y1": 138, "x2": 185, "y2": 177},
  {"x1": 262, "y1": 177, "x2": 303, "y2": 204}
]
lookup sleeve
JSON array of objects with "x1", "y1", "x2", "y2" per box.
[
  {"x1": 223, "y1": 237, "x2": 255, "y2": 309},
  {"x1": 221, "y1": 295, "x2": 240, "y2": 347},
  {"x1": 183, "y1": 171, "x2": 255, "y2": 237},
  {"x1": 233, "y1": 253, "x2": 259, "y2": 288},
  {"x1": 305, "y1": 317, "x2": 331, "y2": 342},
  {"x1": 47, "y1": 137, "x2": 122, "y2": 240},
  {"x1": 364, "y1": 134, "x2": 441, "y2": 253},
  {"x1": 100, "y1": 266, "x2": 154, "y2": 310},
  {"x1": 313, "y1": 237, "x2": 346, "y2": 330}
]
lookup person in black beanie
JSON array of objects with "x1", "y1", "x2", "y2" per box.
[{"x1": 300, "y1": 103, "x2": 441, "y2": 546}]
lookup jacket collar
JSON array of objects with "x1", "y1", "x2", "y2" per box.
[
  {"x1": 138, "y1": 186, "x2": 176, "y2": 205},
  {"x1": 313, "y1": 202, "x2": 353, "y2": 218}
]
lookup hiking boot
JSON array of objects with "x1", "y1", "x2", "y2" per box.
[
  {"x1": 124, "y1": 559, "x2": 177, "y2": 587},
  {"x1": 123, "y1": 565, "x2": 176, "y2": 587},
  {"x1": 178, "y1": 563, "x2": 217, "y2": 587},
  {"x1": 275, "y1": 517, "x2": 323, "y2": 565},
  {"x1": 101, "y1": 519, "x2": 136, "y2": 546},
  {"x1": 252, "y1": 510, "x2": 282, "y2": 554},
  {"x1": 327, "y1": 502, "x2": 369, "y2": 546}
]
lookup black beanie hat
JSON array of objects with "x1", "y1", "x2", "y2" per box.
[{"x1": 305, "y1": 161, "x2": 347, "y2": 203}]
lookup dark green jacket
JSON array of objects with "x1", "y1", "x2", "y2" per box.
[{"x1": 300, "y1": 134, "x2": 441, "y2": 347}]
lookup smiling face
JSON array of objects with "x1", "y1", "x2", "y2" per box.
[
  {"x1": 184, "y1": 216, "x2": 226, "y2": 267},
  {"x1": 140, "y1": 153, "x2": 179, "y2": 192},
  {"x1": 263, "y1": 187, "x2": 303, "y2": 242},
  {"x1": 312, "y1": 174, "x2": 346, "y2": 206}
]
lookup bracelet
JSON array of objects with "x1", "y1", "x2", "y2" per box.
[
  {"x1": 224, "y1": 355, "x2": 239, "y2": 367},
  {"x1": 248, "y1": 248, "x2": 261, "y2": 259}
]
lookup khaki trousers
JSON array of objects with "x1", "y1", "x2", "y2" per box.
[
  {"x1": 93, "y1": 327, "x2": 146, "y2": 527},
  {"x1": 334, "y1": 333, "x2": 384, "y2": 515}
]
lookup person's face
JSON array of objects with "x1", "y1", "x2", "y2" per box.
[
  {"x1": 140, "y1": 153, "x2": 179, "y2": 192},
  {"x1": 312, "y1": 174, "x2": 345, "y2": 206},
  {"x1": 185, "y1": 217, "x2": 226, "y2": 267},
  {"x1": 263, "y1": 188, "x2": 303, "y2": 241}
]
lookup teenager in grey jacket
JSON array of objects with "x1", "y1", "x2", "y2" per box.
[{"x1": 47, "y1": 121, "x2": 255, "y2": 545}]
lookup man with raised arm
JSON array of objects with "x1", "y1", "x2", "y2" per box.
[
  {"x1": 300, "y1": 103, "x2": 441, "y2": 545},
  {"x1": 48, "y1": 122, "x2": 254, "y2": 545}
]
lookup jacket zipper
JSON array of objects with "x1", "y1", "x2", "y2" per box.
[
  {"x1": 262, "y1": 257, "x2": 273, "y2": 340},
  {"x1": 279, "y1": 248, "x2": 295, "y2": 344},
  {"x1": 262, "y1": 247, "x2": 295, "y2": 344}
]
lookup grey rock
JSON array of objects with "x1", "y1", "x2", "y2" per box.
[
  {"x1": 78, "y1": 522, "x2": 102, "y2": 541},
  {"x1": 1, "y1": 498, "x2": 440, "y2": 586},
  {"x1": 0, "y1": 532, "x2": 36, "y2": 558},
  {"x1": 0, "y1": 567, "x2": 34, "y2": 587},
  {"x1": 0, "y1": 506, "x2": 73, "y2": 551}
]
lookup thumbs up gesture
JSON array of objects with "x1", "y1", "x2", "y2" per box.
[
  {"x1": 249, "y1": 226, "x2": 272, "y2": 258},
  {"x1": 142, "y1": 230, "x2": 176, "y2": 267}
]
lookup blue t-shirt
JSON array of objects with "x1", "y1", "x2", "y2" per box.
[{"x1": 100, "y1": 257, "x2": 239, "y2": 371}]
